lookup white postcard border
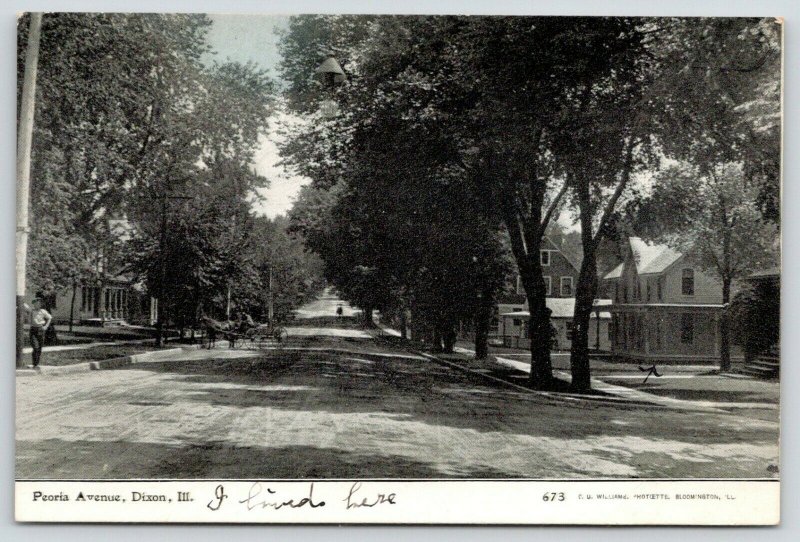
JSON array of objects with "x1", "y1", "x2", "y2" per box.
[{"x1": 15, "y1": 479, "x2": 780, "y2": 525}]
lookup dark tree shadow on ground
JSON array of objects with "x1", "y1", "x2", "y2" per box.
[
  {"x1": 16, "y1": 439, "x2": 513, "y2": 479},
  {"x1": 122, "y1": 346, "x2": 779, "y2": 445},
  {"x1": 289, "y1": 316, "x2": 371, "y2": 329}
]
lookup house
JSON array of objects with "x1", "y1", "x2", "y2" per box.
[
  {"x1": 44, "y1": 276, "x2": 149, "y2": 326},
  {"x1": 500, "y1": 298, "x2": 611, "y2": 351},
  {"x1": 26, "y1": 216, "x2": 154, "y2": 327},
  {"x1": 603, "y1": 237, "x2": 738, "y2": 364},
  {"x1": 494, "y1": 236, "x2": 581, "y2": 337}
]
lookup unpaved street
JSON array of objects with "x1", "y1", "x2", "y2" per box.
[{"x1": 16, "y1": 294, "x2": 779, "y2": 480}]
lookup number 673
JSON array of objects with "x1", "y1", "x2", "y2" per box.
[{"x1": 543, "y1": 492, "x2": 565, "y2": 502}]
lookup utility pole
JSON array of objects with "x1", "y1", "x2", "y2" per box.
[
  {"x1": 16, "y1": 13, "x2": 43, "y2": 368},
  {"x1": 153, "y1": 192, "x2": 192, "y2": 347}
]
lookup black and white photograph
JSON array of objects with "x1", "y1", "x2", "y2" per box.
[{"x1": 14, "y1": 10, "x2": 781, "y2": 524}]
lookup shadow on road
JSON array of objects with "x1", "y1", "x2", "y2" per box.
[
  {"x1": 18, "y1": 438, "x2": 486, "y2": 478},
  {"x1": 287, "y1": 316, "x2": 373, "y2": 329},
  {"x1": 123, "y1": 348, "x2": 776, "y2": 445}
]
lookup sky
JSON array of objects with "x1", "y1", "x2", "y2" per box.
[
  {"x1": 204, "y1": 14, "x2": 310, "y2": 219},
  {"x1": 199, "y1": 13, "x2": 632, "y2": 231}
]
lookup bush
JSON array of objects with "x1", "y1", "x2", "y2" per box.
[{"x1": 729, "y1": 280, "x2": 779, "y2": 359}]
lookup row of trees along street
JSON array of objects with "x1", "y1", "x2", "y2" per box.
[
  {"x1": 18, "y1": 13, "x2": 324, "y2": 348},
  {"x1": 278, "y1": 16, "x2": 780, "y2": 391}
]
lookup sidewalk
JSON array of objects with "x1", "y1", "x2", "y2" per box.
[
  {"x1": 20, "y1": 338, "x2": 153, "y2": 355},
  {"x1": 372, "y1": 321, "x2": 777, "y2": 413},
  {"x1": 16, "y1": 344, "x2": 205, "y2": 377},
  {"x1": 465, "y1": 346, "x2": 777, "y2": 412}
]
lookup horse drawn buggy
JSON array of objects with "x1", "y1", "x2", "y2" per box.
[{"x1": 200, "y1": 315, "x2": 288, "y2": 349}]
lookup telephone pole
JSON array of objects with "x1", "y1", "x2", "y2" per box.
[
  {"x1": 153, "y1": 191, "x2": 193, "y2": 347},
  {"x1": 16, "y1": 13, "x2": 43, "y2": 368}
]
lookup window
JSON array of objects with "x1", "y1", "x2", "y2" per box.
[
  {"x1": 608, "y1": 321, "x2": 613, "y2": 342},
  {"x1": 646, "y1": 280, "x2": 651, "y2": 301},
  {"x1": 565, "y1": 321, "x2": 574, "y2": 341},
  {"x1": 513, "y1": 318, "x2": 522, "y2": 327},
  {"x1": 561, "y1": 277, "x2": 574, "y2": 297},
  {"x1": 682, "y1": 268, "x2": 695, "y2": 296},
  {"x1": 544, "y1": 276, "x2": 552, "y2": 296},
  {"x1": 680, "y1": 313, "x2": 694, "y2": 344},
  {"x1": 540, "y1": 250, "x2": 550, "y2": 266},
  {"x1": 657, "y1": 277, "x2": 664, "y2": 301},
  {"x1": 635, "y1": 280, "x2": 641, "y2": 300}
]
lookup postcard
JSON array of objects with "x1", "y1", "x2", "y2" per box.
[{"x1": 15, "y1": 12, "x2": 781, "y2": 525}]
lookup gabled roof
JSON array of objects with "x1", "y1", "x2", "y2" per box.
[
  {"x1": 543, "y1": 235, "x2": 581, "y2": 272},
  {"x1": 639, "y1": 245, "x2": 682, "y2": 275},
  {"x1": 629, "y1": 237, "x2": 664, "y2": 272},
  {"x1": 603, "y1": 237, "x2": 683, "y2": 280},
  {"x1": 604, "y1": 263, "x2": 624, "y2": 280}
]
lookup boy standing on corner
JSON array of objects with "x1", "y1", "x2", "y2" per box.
[{"x1": 24, "y1": 298, "x2": 52, "y2": 368}]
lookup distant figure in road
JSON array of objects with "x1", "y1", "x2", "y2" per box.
[
  {"x1": 336, "y1": 305, "x2": 343, "y2": 318},
  {"x1": 23, "y1": 298, "x2": 52, "y2": 368}
]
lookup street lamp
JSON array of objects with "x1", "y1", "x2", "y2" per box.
[
  {"x1": 315, "y1": 54, "x2": 346, "y2": 118},
  {"x1": 315, "y1": 54, "x2": 346, "y2": 86}
]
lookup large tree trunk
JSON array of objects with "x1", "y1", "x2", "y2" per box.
[
  {"x1": 432, "y1": 327, "x2": 443, "y2": 353},
  {"x1": 505, "y1": 227, "x2": 554, "y2": 389},
  {"x1": 570, "y1": 250, "x2": 598, "y2": 392},
  {"x1": 568, "y1": 138, "x2": 635, "y2": 391},
  {"x1": 720, "y1": 276, "x2": 732, "y2": 372},
  {"x1": 524, "y1": 253, "x2": 554, "y2": 390},
  {"x1": 362, "y1": 306, "x2": 373, "y2": 326},
  {"x1": 474, "y1": 294, "x2": 493, "y2": 362},
  {"x1": 442, "y1": 326, "x2": 456, "y2": 354}
]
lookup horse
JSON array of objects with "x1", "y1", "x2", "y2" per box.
[{"x1": 200, "y1": 315, "x2": 235, "y2": 349}]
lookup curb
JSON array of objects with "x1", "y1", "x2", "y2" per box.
[{"x1": 15, "y1": 344, "x2": 205, "y2": 377}]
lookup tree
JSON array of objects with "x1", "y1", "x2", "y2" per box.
[
  {"x1": 729, "y1": 278, "x2": 779, "y2": 362},
  {"x1": 634, "y1": 161, "x2": 778, "y2": 371},
  {"x1": 20, "y1": 14, "x2": 276, "y2": 341},
  {"x1": 280, "y1": 16, "x2": 511, "y2": 353},
  {"x1": 651, "y1": 17, "x2": 781, "y2": 224},
  {"x1": 541, "y1": 18, "x2": 658, "y2": 391},
  {"x1": 250, "y1": 215, "x2": 325, "y2": 322}
]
